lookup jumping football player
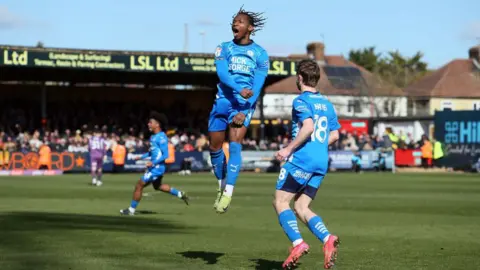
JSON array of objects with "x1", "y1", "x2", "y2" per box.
[
  {"x1": 120, "y1": 111, "x2": 189, "y2": 216},
  {"x1": 209, "y1": 6, "x2": 269, "y2": 213},
  {"x1": 88, "y1": 128, "x2": 107, "y2": 186},
  {"x1": 273, "y1": 60, "x2": 340, "y2": 269}
]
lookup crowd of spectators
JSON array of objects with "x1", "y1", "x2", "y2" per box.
[
  {"x1": 0, "y1": 124, "x2": 425, "y2": 154},
  {"x1": 329, "y1": 130, "x2": 423, "y2": 152},
  {"x1": 1, "y1": 98, "x2": 427, "y2": 153}
]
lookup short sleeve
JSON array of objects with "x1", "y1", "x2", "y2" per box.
[
  {"x1": 159, "y1": 134, "x2": 168, "y2": 146},
  {"x1": 328, "y1": 102, "x2": 341, "y2": 131},
  {"x1": 292, "y1": 98, "x2": 313, "y2": 123}
]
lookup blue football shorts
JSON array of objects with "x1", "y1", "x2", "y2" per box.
[
  {"x1": 141, "y1": 166, "x2": 166, "y2": 183},
  {"x1": 208, "y1": 97, "x2": 255, "y2": 132},
  {"x1": 275, "y1": 162, "x2": 325, "y2": 199}
]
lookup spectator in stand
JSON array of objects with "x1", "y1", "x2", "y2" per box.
[
  {"x1": 182, "y1": 140, "x2": 195, "y2": 152},
  {"x1": 29, "y1": 130, "x2": 42, "y2": 152},
  {"x1": 343, "y1": 133, "x2": 359, "y2": 151},
  {"x1": 362, "y1": 136, "x2": 374, "y2": 151},
  {"x1": 195, "y1": 134, "x2": 209, "y2": 152}
]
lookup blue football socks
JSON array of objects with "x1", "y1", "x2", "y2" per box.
[
  {"x1": 128, "y1": 199, "x2": 139, "y2": 213},
  {"x1": 307, "y1": 215, "x2": 331, "y2": 243},
  {"x1": 169, "y1": 187, "x2": 182, "y2": 198},
  {"x1": 224, "y1": 142, "x2": 242, "y2": 196},
  {"x1": 278, "y1": 209, "x2": 303, "y2": 245},
  {"x1": 210, "y1": 149, "x2": 226, "y2": 188},
  {"x1": 130, "y1": 200, "x2": 139, "y2": 209}
]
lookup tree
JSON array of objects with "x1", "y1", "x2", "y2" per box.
[
  {"x1": 36, "y1": 41, "x2": 44, "y2": 48},
  {"x1": 348, "y1": 47, "x2": 428, "y2": 88},
  {"x1": 379, "y1": 50, "x2": 428, "y2": 88},
  {"x1": 346, "y1": 47, "x2": 430, "y2": 118},
  {"x1": 348, "y1": 47, "x2": 381, "y2": 72}
]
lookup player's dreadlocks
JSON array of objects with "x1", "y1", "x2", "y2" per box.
[{"x1": 233, "y1": 5, "x2": 267, "y2": 35}]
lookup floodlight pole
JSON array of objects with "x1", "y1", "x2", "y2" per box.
[
  {"x1": 183, "y1": 23, "x2": 189, "y2": 52},
  {"x1": 199, "y1": 31, "x2": 206, "y2": 52}
]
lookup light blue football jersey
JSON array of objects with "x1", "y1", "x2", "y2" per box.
[
  {"x1": 214, "y1": 40, "x2": 269, "y2": 107},
  {"x1": 288, "y1": 91, "x2": 341, "y2": 175}
]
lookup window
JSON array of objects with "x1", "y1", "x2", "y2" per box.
[
  {"x1": 348, "y1": 100, "x2": 361, "y2": 113},
  {"x1": 383, "y1": 100, "x2": 396, "y2": 115},
  {"x1": 383, "y1": 100, "x2": 389, "y2": 114}
]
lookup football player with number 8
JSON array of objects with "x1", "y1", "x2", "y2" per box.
[{"x1": 273, "y1": 60, "x2": 341, "y2": 269}]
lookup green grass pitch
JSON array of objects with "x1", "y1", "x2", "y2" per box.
[{"x1": 0, "y1": 172, "x2": 479, "y2": 270}]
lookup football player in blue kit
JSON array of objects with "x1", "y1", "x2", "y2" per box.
[
  {"x1": 273, "y1": 60, "x2": 341, "y2": 269},
  {"x1": 208, "y1": 6, "x2": 269, "y2": 213},
  {"x1": 120, "y1": 111, "x2": 189, "y2": 216}
]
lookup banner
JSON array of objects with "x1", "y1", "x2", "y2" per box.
[
  {"x1": 202, "y1": 150, "x2": 394, "y2": 172},
  {"x1": 241, "y1": 151, "x2": 277, "y2": 171},
  {"x1": 0, "y1": 170, "x2": 63, "y2": 176},
  {"x1": 338, "y1": 119, "x2": 369, "y2": 134},
  {"x1": 1, "y1": 151, "x2": 86, "y2": 171},
  {"x1": 328, "y1": 150, "x2": 393, "y2": 170},
  {"x1": 1, "y1": 150, "x2": 399, "y2": 173},
  {"x1": 434, "y1": 110, "x2": 480, "y2": 168},
  {"x1": 0, "y1": 48, "x2": 296, "y2": 76},
  {"x1": 0, "y1": 151, "x2": 207, "y2": 173},
  {"x1": 394, "y1": 149, "x2": 422, "y2": 167}
]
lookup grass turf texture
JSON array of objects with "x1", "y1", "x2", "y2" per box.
[{"x1": 0, "y1": 172, "x2": 479, "y2": 270}]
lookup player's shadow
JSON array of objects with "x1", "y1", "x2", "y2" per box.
[
  {"x1": 0, "y1": 212, "x2": 195, "y2": 270},
  {"x1": 177, "y1": 251, "x2": 225, "y2": 265},
  {"x1": 250, "y1": 258, "x2": 299, "y2": 270},
  {"x1": 0, "y1": 211, "x2": 192, "y2": 234},
  {"x1": 135, "y1": 210, "x2": 158, "y2": 215}
]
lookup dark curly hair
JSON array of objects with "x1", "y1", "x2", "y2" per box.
[
  {"x1": 149, "y1": 111, "x2": 168, "y2": 129},
  {"x1": 232, "y1": 5, "x2": 267, "y2": 35}
]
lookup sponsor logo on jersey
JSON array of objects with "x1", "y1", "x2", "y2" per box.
[{"x1": 215, "y1": 47, "x2": 222, "y2": 58}]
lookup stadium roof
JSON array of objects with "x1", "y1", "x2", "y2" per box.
[
  {"x1": 0, "y1": 44, "x2": 297, "y2": 59},
  {"x1": 0, "y1": 44, "x2": 295, "y2": 86}
]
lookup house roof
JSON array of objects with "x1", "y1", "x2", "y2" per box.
[
  {"x1": 404, "y1": 59, "x2": 480, "y2": 98},
  {"x1": 265, "y1": 54, "x2": 404, "y2": 96}
]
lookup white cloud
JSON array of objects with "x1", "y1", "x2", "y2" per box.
[{"x1": 0, "y1": 6, "x2": 26, "y2": 30}]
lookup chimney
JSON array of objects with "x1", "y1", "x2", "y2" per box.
[
  {"x1": 468, "y1": 45, "x2": 480, "y2": 62},
  {"x1": 306, "y1": 42, "x2": 326, "y2": 66}
]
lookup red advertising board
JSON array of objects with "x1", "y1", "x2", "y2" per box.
[
  {"x1": 395, "y1": 149, "x2": 422, "y2": 166},
  {"x1": 338, "y1": 119, "x2": 369, "y2": 134}
]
